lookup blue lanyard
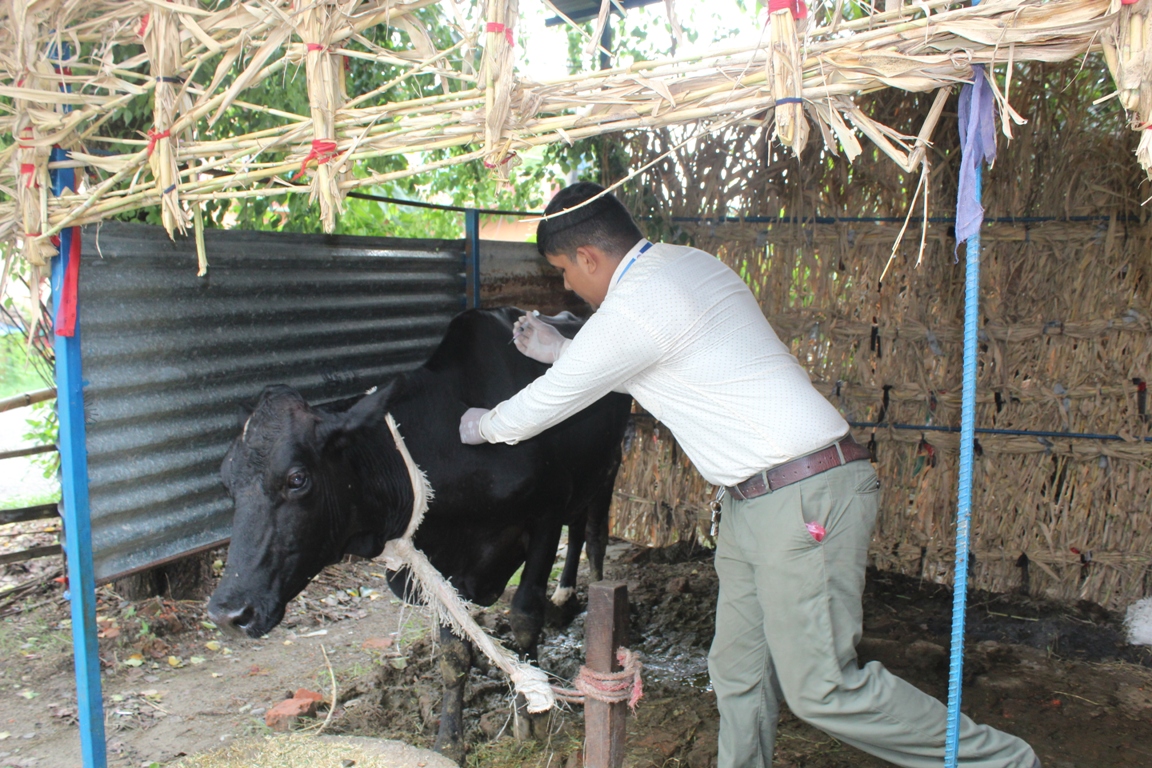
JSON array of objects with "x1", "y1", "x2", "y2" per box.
[{"x1": 615, "y1": 241, "x2": 653, "y2": 285}]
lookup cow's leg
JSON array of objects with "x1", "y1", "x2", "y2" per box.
[
  {"x1": 545, "y1": 518, "x2": 586, "y2": 629},
  {"x1": 510, "y1": 522, "x2": 564, "y2": 741},
  {"x1": 433, "y1": 623, "x2": 473, "y2": 762},
  {"x1": 551, "y1": 519, "x2": 585, "y2": 608},
  {"x1": 584, "y1": 480, "x2": 614, "y2": 584},
  {"x1": 509, "y1": 522, "x2": 564, "y2": 659}
]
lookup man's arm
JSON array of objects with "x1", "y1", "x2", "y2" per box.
[{"x1": 474, "y1": 308, "x2": 660, "y2": 444}]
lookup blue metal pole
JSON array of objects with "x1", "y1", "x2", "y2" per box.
[
  {"x1": 945, "y1": 107, "x2": 983, "y2": 768},
  {"x1": 51, "y1": 151, "x2": 108, "y2": 768},
  {"x1": 465, "y1": 208, "x2": 481, "y2": 309}
]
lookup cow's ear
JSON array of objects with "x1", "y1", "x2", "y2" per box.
[
  {"x1": 220, "y1": 439, "x2": 238, "y2": 492},
  {"x1": 318, "y1": 384, "x2": 391, "y2": 448},
  {"x1": 235, "y1": 403, "x2": 254, "y2": 429}
]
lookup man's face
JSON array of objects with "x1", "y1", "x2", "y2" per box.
[{"x1": 545, "y1": 248, "x2": 614, "y2": 308}]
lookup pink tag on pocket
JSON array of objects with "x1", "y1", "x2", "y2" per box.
[{"x1": 806, "y1": 522, "x2": 826, "y2": 543}]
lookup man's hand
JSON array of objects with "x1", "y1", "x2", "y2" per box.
[
  {"x1": 512, "y1": 313, "x2": 571, "y2": 364},
  {"x1": 459, "y1": 407, "x2": 491, "y2": 445}
]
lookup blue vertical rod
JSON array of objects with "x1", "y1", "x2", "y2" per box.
[
  {"x1": 465, "y1": 208, "x2": 481, "y2": 308},
  {"x1": 51, "y1": 150, "x2": 108, "y2": 768},
  {"x1": 944, "y1": 119, "x2": 982, "y2": 768}
]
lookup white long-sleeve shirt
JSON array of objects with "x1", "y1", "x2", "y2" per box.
[{"x1": 478, "y1": 239, "x2": 849, "y2": 487}]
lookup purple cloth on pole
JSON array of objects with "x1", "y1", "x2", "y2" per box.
[{"x1": 955, "y1": 65, "x2": 997, "y2": 252}]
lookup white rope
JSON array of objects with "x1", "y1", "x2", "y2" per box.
[{"x1": 381, "y1": 414, "x2": 556, "y2": 713}]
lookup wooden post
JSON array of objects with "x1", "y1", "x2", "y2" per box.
[{"x1": 585, "y1": 581, "x2": 629, "y2": 768}]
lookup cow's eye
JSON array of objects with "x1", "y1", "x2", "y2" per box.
[{"x1": 286, "y1": 470, "x2": 310, "y2": 491}]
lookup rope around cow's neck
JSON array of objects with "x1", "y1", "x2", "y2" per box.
[{"x1": 381, "y1": 414, "x2": 556, "y2": 713}]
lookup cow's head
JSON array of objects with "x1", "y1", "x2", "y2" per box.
[{"x1": 207, "y1": 384, "x2": 409, "y2": 637}]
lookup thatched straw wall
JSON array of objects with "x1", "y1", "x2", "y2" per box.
[{"x1": 609, "y1": 63, "x2": 1152, "y2": 610}]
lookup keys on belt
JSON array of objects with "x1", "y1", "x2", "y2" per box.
[{"x1": 709, "y1": 487, "x2": 725, "y2": 537}]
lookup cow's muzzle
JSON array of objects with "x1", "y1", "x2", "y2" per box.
[{"x1": 207, "y1": 601, "x2": 258, "y2": 637}]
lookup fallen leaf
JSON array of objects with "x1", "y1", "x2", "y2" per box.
[
  {"x1": 205, "y1": 641, "x2": 221, "y2": 652},
  {"x1": 0, "y1": 732, "x2": 9, "y2": 740},
  {"x1": 200, "y1": 621, "x2": 217, "y2": 630},
  {"x1": 18, "y1": 690, "x2": 36, "y2": 700},
  {"x1": 167, "y1": 656, "x2": 183, "y2": 668},
  {"x1": 388, "y1": 657, "x2": 408, "y2": 670},
  {"x1": 189, "y1": 656, "x2": 206, "y2": 665},
  {"x1": 124, "y1": 654, "x2": 144, "y2": 668}
]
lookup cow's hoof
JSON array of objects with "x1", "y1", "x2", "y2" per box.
[
  {"x1": 544, "y1": 593, "x2": 582, "y2": 628},
  {"x1": 513, "y1": 697, "x2": 552, "y2": 742},
  {"x1": 433, "y1": 734, "x2": 466, "y2": 764}
]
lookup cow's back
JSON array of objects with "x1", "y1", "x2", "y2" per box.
[{"x1": 422, "y1": 307, "x2": 557, "y2": 405}]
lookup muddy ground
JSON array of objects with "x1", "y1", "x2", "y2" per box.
[{"x1": 2, "y1": 539, "x2": 1152, "y2": 768}]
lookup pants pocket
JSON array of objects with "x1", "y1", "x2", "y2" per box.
[{"x1": 853, "y1": 468, "x2": 881, "y2": 495}]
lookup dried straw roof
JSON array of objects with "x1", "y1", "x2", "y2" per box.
[{"x1": 0, "y1": 0, "x2": 1148, "y2": 270}]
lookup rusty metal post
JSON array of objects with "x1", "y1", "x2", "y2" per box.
[{"x1": 585, "y1": 581, "x2": 628, "y2": 768}]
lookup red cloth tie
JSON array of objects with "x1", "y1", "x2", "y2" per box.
[
  {"x1": 20, "y1": 163, "x2": 37, "y2": 188},
  {"x1": 146, "y1": 128, "x2": 171, "y2": 156},
  {"x1": 767, "y1": 0, "x2": 807, "y2": 19},
  {"x1": 483, "y1": 151, "x2": 517, "y2": 169},
  {"x1": 486, "y1": 22, "x2": 514, "y2": 46},
  {"x1": 292, "y1": 139, "x2": 340, "y2": 181},
  {"x1": 306, "y1": 43, "x2": 325, "y2": 52},
  {"x1": 139, "y1": 13, "x2": 150, "y2": 37},
  {"x1": 55, "y1": 227, "x2": 81, "y2": 338}
]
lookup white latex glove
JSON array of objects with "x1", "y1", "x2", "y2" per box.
[
  {"x1": 459, "y1": 407, "x2": 491, "y2": 445},
  {"x1": 512, "y1": 313, "x2": 571, "y2": 364}
]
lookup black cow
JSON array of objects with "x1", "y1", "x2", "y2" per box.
[{"x1": 207, "y1": 307, "x2": 631, "y2": 759}]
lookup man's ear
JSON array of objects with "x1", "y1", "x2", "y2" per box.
[
  {"x1": 574, "y1": 245, "x2": 600, "y2": 275},
  {"x1": 316, "y1": 384, "x2": 393, "y2": 448}
]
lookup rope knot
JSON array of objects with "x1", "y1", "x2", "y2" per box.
[
  {"x1": 483, "y1": 150, "x2": 518, "y2": 169},
  {"x1": 552, "y1": 647, "x2": 644, "y2": 712},
  {"x1": 293, "y1": 139, "x2": 340, "y2": 181},
  {"x1": 146, "y1": 128, "x2": 171, "y2": 157}
]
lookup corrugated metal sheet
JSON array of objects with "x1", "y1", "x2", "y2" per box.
[
  {"x1": 79, "y1": 222, "x2": 465, "y2": 581},
  {"x1": 476, "y1": 240, "x2": 587, "y2": 316}
]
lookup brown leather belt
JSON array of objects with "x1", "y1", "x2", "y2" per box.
[{"x1": 726, "y1": 435, "x2": 871, "y2": 501}]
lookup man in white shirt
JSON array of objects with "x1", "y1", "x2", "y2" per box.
[{"x1": 458, "y1": 182, "x2": 1040, "y2": 768}]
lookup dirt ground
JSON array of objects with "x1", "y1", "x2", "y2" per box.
[{"x1": 2, "y1": 539, "x2": 1152, "y2": 768}]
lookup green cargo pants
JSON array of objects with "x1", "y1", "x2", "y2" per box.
[{"x1": 707, "y1": 459, "x2": 1038, "y2": 768}]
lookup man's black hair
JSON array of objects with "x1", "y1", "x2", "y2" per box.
[{"x1": 536, "y1": 182, "x2": 643, "y2": 259}]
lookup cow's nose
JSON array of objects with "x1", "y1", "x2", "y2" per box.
[{"x1": 213, "y1": 604, "x2": 255, "y2": 635}]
